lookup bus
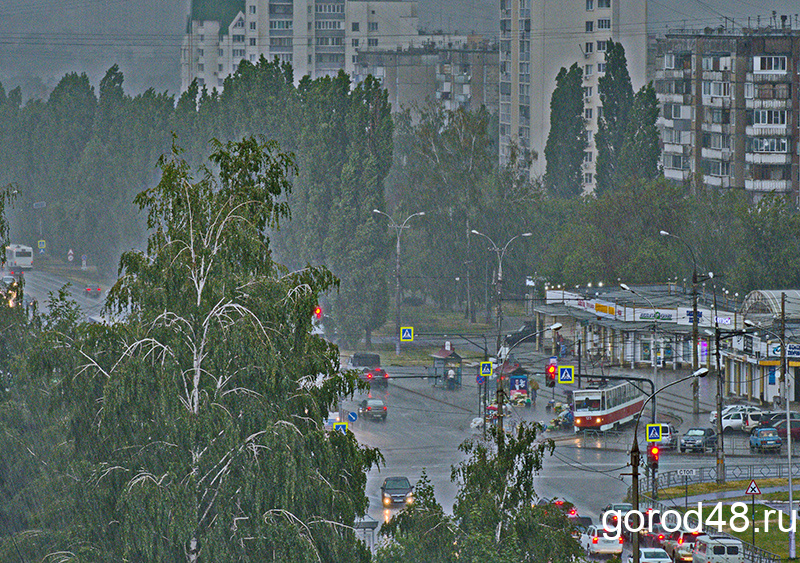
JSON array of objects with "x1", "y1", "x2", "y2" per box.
[
  {"x1": 573, "y1": 381, "x2": 645, "y2": 431},
  {"x1": 6, "y1": 244, "x2": 33, "y2": 269}
]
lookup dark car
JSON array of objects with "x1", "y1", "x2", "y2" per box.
[
  {"x1": 758, "y1": 411, "x2": 800, "y2": 429},
  {"x1": 346, "y1": 352, "x2": 388, "y2": 389},
  {"x1": 773, "y1": 418, "x2": 800, "y2": 440},
  {"x1": 358, "y1": 398, "x2": 387, "y2": 422},
  {"x1": 537, "y1": 497, "x2": 578, "y2": 520},
  {"x1": 85, "y1": 285, "x2": 102, "y2": 298},
  {"x1": 504, "y1": 321, "x2": 537, "y2": 346},
  {"x1": 380, "y1": 476, "x2": 413, "y2": 507},
  {"x1": 679, "y1": 427, "x2": 717, "y2": 453},
  {"x1": 641, "y1": 522, "x2": 671, "y2": 548}
]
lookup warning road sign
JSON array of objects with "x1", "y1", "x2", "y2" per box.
[
  {"x1": 557, "y1": 366, "x2": 574, "y2": 384},
  {"x1": 646, "y1": 424, "x2": 662, "y2": 442},
  {"x1": 745, "y1": 480, "x2": 761, "y2": 495},
  {"x1": 400, "y1": 327, "x2": 414, "y2": 341}
]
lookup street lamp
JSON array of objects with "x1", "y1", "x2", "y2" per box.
[
  {"x1": 620, "y1": 284, "x2": 660, "y2": 421},
  {"x1": 630, "y1": 367, "x2": 709, "y2": 563},
  {"x1": 471, "y1": 229, "x2": 533, "y2": 352},
  {"x1": 373, "y1": 209, "x2": 425, "y2": 356},
  {"x1": 659, "y1": 230, "x2": 713, "y2": 415},
  {"x1": 744, "y1": 319, "x2": 795, "y2": 558}
]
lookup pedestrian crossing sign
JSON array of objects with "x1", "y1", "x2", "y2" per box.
[
  {"x1": 480, "y1": 361, "x2": 493, "y2": 377},
  {"x1": 646, "y1": 424, "x2": 662, "y2": 442},
  {"x1": 333, "y1": 422, "x2": 348, "y2": 434},
  {"x1": 557, "y1": 366, "x2": 574, "y2": 384},
  {"x1": 400, "y1": 327, "x2": 414, "y2": 342}
]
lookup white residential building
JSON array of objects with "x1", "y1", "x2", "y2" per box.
[
  {"x1": 499, "y1": 0, "x2": 648, "y2": 192},
  {"x1": 181, "y1": 0, "x2": 420, "y2": 91}
]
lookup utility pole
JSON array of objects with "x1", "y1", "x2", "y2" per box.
[
  {"x1": 691, "y1": 269, "x2": 699, "y2": 414},
  {"x1": 631, "y1": 442, "x2": 641, "y2": 563}
]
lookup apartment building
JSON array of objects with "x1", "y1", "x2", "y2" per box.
[
  {"x1": 499, "y1": 0, "x2": 647, "y2": 191},
  {"x1": 353, "y1": 35, "x2": 499, "y2": 115},
  {"x1": 181, "y1": 0, "x2": 420, "y2": 91},
  {"x1": 655, "y1": 26, "x2": 800, "y2": 201}
]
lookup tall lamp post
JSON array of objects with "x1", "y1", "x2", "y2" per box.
[
  {"x1": 659, "y1": 230, "x2": 713, "y2": 415},
  {"x1": 744, "y1": 319, "x2": 795, "y2": 558},
  {"x1": 620, "y1": 284, "x2": 660, "y2": 417},
  {"x1": 373, "y1": 209, "x2": 425, "y2": 356},
  {"x1": 629, "y1": 367, "x2": 709, "y2": 563},
  {"x1": 471, "y1": 229, "x2": 533, "y2": 352}
]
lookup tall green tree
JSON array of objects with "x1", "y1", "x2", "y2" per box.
[
  {"x1": 544, "y1": 63, "x2": 586, "y2": 199},
  {"x1": 618, "y1": 82, "x2": 661, "y2": 183},
  {"x1": 595, "y1": 40, "x2": 634, "y2": 194}
]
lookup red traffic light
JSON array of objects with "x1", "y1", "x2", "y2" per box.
[
  {"x1": 546, "y1": 364, "x2": 557, "y2": 377},
  {"x1": 545, "y1": 363, "x2": 557, "y2": 388},
  {"x1": 648, "y1": 445, "x2": 660, "y2": 469},
  {"x1": 313, "y1": 305, "x2": 322, "y2": 320}
]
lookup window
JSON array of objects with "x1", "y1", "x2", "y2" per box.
[
  {"x1": 199, "y1": 34, "x2": 204, "y2": 41},
  {"x1": 597, "y1": 62, "x2": 606, "y2": 73},
  {"x1": 315, "y1": 20, "x2": 342, "y2": 30},
  {"x1": 584, "y1": 173, "x2": 594, "y2": 184},
  {"x1": 269, "y1": 20, "x2": 293, "y2": 30},
  {"x1": 249, "y1": 38, "x2": 256, "y2": 46},
  {"x1": 368, "y1": 22, "x2": 378, "y2": 31},
  {"x1": 710, "y1": 109, "x2": 730, "y2": 124},
  {"x1": 597, "y1": 40, "x2": 607, "y2": 52},
  {"x1": 583, "y1": 86, "x2": 593, "y2": 97},
  {"x1": 218, "y1": 64, "x2": 223, "y2": 72},
  {"x1": 352, "y1": 22, "x2": 360, "y2": 31},
  {"x1": 597, "y1": 18, "x2": 611, "y2": 29},
  {"x1": 754, "y1": 56, "x2": 787, "y2": 73},
  {"x1": 585, "y1": 21, "x2": 594, "y2": 32},
  {"x1": 234, "y1": 18, "x2": 244, "y2": 28},
  {"x1": 587, "y1": 130, "x2": 594, "y2": 142},
  {"x1": 586, "y1": 0, "x2": 593, "y2": 9},
  {"x1": 249, "y1": 22, "x2": 256, "y2": 30},
  {"x1": 664, "y1": 53, "x2": 675, "y2": 69},
  {"x1": 249, "y1": 5, "x2": 256, "y2": 13},
  {"x1": 744, "y1": 82, "x2": 754, "y2": 99},
  {"x1": 585, "y1": 64, "x2": 593, "y2": 76},
  {"x1": 751, "y1": 109, "x2": 787, "y2": 126},
  {"x1": 748, "y1": 137, "x2": 788, "y2": 153},
  {"x1": 702, "y1": 81, "x2": 730, "y2": 97},
  {"x1": 598, "y1": 0, "x2": 610, "y2": 6},
  {"x1": 585, "y1": 107, "x2": 593, "y2": 119},
  {"x1": 702, "y1": 56, "x2": 713, "y2": 71},
  {"x1": 316, "y1": 3, "x2": 344, "y2": 12},
  {"x1": 352, "y1": 38, "x2": 359, "y2": 47},
  {"x1": 198, "y1": 48, "x2": 204, "y2": 56},
  {"x1": 584, "y1": 151, "x2": 593, "y2": 162},
  {"x1": 232, "y1": 34, "x2": 245, "y2": 42},
  {"x1": 703, "y1": 160, "x2": 730, "y2": 176},
  {"x1": 702, "y1": 133, "x2": 730, "y2": 149},
  {"x1": 665, "y1": 154, "x2": 687, "y2": 170},
  {"x1": 198, "y1": 63, "x2": 204, "y2": 71},
  {"x1": 233, "y1": 49, "x2": 245, "y2": 57},
  {"x1": 368, "y1": 38, "x2": 378, "y2": 46},
  {"x1": 271, "y1": 38, "x2": 292, "y2": 47},
  {"x1": 585, "y1": 42, "x2": 594, "y2": 53},
  {"x1": 249, "y1": 54, "x2": 256, "y2": 62}
]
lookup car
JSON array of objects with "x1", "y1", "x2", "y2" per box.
[
  {"x1": 345, "y1": 352, "x2": 388, "y2": 389},
  {"x1": 628, "y1": 548, "x2": 672, "y2": 563},
  {"x1": 601, "y1": 502, "x2": 633, "y2": 528},
  {"x1": 692, "y1": 535, "x2": 743, "y2": 563},
  {"x1": 358, "y1": 398, "x2": 387, "y2": 421},
  {"x1": 709, "y1": 404, "x2": 760, "y2": 424},
  {"x1": 757, "y1": 411, "x2": 800, "y2": 429},
  {"x1": 741, "y1": 410, "x2": 765, "y2": 432},
  {"x1": 641, "y1": 522, "x2": 671, "y2": 548},
  {"x1": 537, "y1": 497, "x2": 578, "y2": 520},
  {"x1": 720, "y1": 412, "x2": 745, "y2": 432},
  {"x1": 580, "y1": 525, "x2": 624, "y2": 557},
  {"x1": 680, "y1": 428, "x2": 717, "y2": 453},
  {"x1": 749, "y1": 427, "x2": 782, "y2": 453},
  {"x1": 85, "y1": 285, "x2": 102, "y2": 298},
  {"x1": 380, "y1": 476, "x2": 413, "y2": 507},
  {"x1": 504, "y1": 321, "x2": 537, "y2": 346},
  {"x1": 662, "y1": 529, "x2": 704, "y2": 563},
  {"x1": 650, "y1": 423, "x2": 679, "y2": 450},
  {"x1": 772, "y1": 418, "x2": 800, "y2": 440}
]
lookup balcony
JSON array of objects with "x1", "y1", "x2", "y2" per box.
[
  {"x1": 745, "y1": 179, "x2": 791, "y2": 192},
  {"x1": 703, "y1": 175, "x2": 731, "y2": 188},
  {"x1": 664, "y1": 168, "x2": 692, "y2": 181},
  {"x1": 745, "y1": 98, "x2": 790, "y2": 109},
  {"x1": 746, "y1": 125, "x2": 789, "y2": 136},
  {"x1": 745, "y1": 153, "x2": 792, "y2": 165}
]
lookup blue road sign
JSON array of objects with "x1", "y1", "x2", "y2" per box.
[
  {"x1": 477, "y1": 374, "x2": 486, "y2": 385},
  {"x1": 37, "y1": 240, "x2": 45, "y2": 249},
  {"x1": 347, "y1": 411, "x2": 358, "y2": 422},
  {"x1": 333, "y1": 422, "x2": 348, "y2": 434},
  {"x1": 480, "y1": 361, "x2": 493, "y2": 377},
  {"x1": 400, "y1": 327, "x2": 414, "y2": 342},
  {"x1": 646, "y1": 424, "x2": 662, "y2": 442},
  {"x1": 557, "y1": 365, "x2": 574, "y2": 384}
]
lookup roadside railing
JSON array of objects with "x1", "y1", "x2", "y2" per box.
[{"x1": 644, "y1": 462, "x2": 800, "y2": 492}]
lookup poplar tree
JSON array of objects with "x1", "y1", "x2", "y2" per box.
[{"x1": 544, "y1": 63, "x2": 586, "y2": 199}]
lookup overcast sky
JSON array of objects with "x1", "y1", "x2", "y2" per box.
[{"x1": 1, "y1": 0, "x2": 798, "y2": 99}]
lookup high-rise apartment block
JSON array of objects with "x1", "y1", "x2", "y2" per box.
[
  {"x1": 499, "y1": 0, "x2": 647, "y2": 191},
  {"x1": 655, "y1": 26, "x2": 800, "y2": 201},
  {"x1": 181, "y1": 0, "x2": 420, "y2": 91}
]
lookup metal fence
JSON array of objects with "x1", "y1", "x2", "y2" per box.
[{"x1": 644, "y1": 462, "x2": 800, "y2": 492}]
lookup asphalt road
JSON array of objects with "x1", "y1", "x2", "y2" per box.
[{"x1": 18, "y1": 267, "x2": 108, "y2": 318}]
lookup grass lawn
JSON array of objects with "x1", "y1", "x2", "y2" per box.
[
  {"x1": 659, "y1": 478, "x2": 788, "y2": 500},
  {"x1": 372, "y1": 301, "x2": 494, "y2": 339}
]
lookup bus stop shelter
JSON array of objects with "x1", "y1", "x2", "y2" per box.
[{"x1": 429, "y1": 343, "x2": 462, "y2": 389}]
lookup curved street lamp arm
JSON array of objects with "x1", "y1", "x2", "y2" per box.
[
  {"x1": 660, "y1": 230, "x2": 698, "y2": 275},
  {"x1": 632, "y1": 368, "x2": 709, "y2": 438}
]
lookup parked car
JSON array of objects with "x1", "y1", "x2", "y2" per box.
[
  {"x1": 692, "y1": 535, "x2": 743, "y2": 563},
  {"x1": 380, "y1": 476, "x2": 413, "y2": 507},
  {"x1": 720, "y1": 412, "x2": 746, "y2": 432},
  {"x1": 709, "y1": 404, "x2": 760, "y2": 424},
  {"x1": 504, "y1": 321, "x2": 537, "y2": 346},
  {"x1": 680, "y1": 428, "x2": 717, "y2": 453},
  {"x1": 749, "y1": 427, "x2": 782, "y2": 453},
  {"x1": 662, "y1": 529, "x2": 704, "y2": 563},
  {"x1": 741, "y1": 410, "x2": 765, "y2": 433},
  {"x1": 628, "y1": 548, "x2": 671, "y2": 563},
  {"x1": 358, "y1": 398, "x2": 388, "y2": 422},
  {"x1": 580, "y1": 525, "x2": 624, "y2": 557},
  {"x1": 758, "y1": 411, "x2": 800, "y2": 429},
  {"x1": 773, "y1": 418, "x2": 800, "y2": 440},
  {"x1": 346, "y1": 352, "x2": 389, "y2": 389}
]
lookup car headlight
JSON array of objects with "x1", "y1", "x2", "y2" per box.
[{"x1": 405, "y1": 493, "x2": 414, "y2": 504}]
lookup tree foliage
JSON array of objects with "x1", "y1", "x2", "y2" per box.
[
  {"x1": 544, "y1": 63, "x2": 586, "y2": 199},
  {"x1": 618, "y1": 82, "x2": 661, "y2": 184}
]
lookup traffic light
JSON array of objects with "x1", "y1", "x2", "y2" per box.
[
  {"x1": 648, "y1": 445, "x2": 660, "y2": 470},
  {"x1": 546, "y1": 363, "x2": 557, "y2": 388},
  {"x1": 312, "y1": 305, "x2": 323, "y2": 320}
]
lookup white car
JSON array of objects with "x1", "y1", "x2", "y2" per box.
[
  {"x1": 709, "y1": 404, "x2": 760, "y2": 424},
  {"x1": 628, "y1": 548, "x2": 671, "y2": 563},
  {"x1": 721, "y1": 411, "x2": 746, "y2": 432},
  {"x1": 581, "y1": 525, "x2": 623, "y2": 557}
]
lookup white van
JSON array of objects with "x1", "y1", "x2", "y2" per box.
[{"x1": 692, "y1": 535, "x2": 744, "y2": 563}]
